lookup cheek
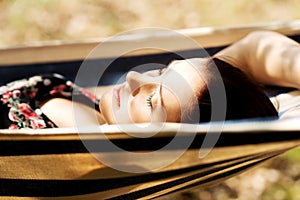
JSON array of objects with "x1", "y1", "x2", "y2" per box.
[
  {"x1": 99, "y1": 91, "x2": 116, "y2": 124},
  {"x1": 129, "y1": 98, "x2": 151, "y2": 123}
]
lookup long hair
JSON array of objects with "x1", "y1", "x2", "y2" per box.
[{"x1": 197, "y1": 58, "x2": 278, "y2": 122}]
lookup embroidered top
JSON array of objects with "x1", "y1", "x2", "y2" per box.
[{"x1": 0, "y1": 74, "x2": 100, "y2": 130}]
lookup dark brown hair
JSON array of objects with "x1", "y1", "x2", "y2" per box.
[{"x1": 197, "y1": 58, "x2": 278, "y2": 122}]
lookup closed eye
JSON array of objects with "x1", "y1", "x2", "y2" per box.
[
  {"x1": 146, "y1": 91, "x2": 155, "y2": 108},
  {"x1": 145, "y1": 83, "x2": 163, "y2": 109}
]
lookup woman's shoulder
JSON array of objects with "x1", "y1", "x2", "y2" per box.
[{"x1": 271, "y1": 89, "x2": 300, "y2": 119}]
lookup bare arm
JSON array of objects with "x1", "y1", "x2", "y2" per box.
[
  {"x1": 39, "y1": 86, "x2": 112, "y2": 127},
  {"x1": 215, "y1": 31, "x2": 300, "y2": 88},
  {"x1": 40, "y1": 98, "x2": 106, "y2": 127}
]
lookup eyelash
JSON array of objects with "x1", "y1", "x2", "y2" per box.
[
  {"x1": 146, "y1": 92, "x2": 155, "y2": 108},
  {"x1": 146, "y1": 70, "x2": 163, "y2": 108}
]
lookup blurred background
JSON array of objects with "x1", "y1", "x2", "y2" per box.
[
  {"x1": 1, "y1": 0, "x2": 300, "y2": 46},
  {"x1": 1, "y1": 0, "x2": 300, "y2": 199}
]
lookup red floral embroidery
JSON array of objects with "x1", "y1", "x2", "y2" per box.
[
  {"x1": 1, "y1": 74, "x2": 99, "y2": 129},
  {"x1": 19, "y1": 103, "x2": 39, "y2": 120},
  {"x1": 29, "y1": 118, "x2": 46, "y2": 129},
  {"x1": 8, "y1": 108, "x2": 17, "y2": 121},
  {"x1": 0, "y1": 75, "x2": 51, "y2": 129},
  {"x1": 8, "y1": 124, "x2": 18, "y2": 130},
  {"x1": 1, "y1": 91, "x2": 13, "y2": 103},
  {"x1": 79, "y1": 88, "x2": 97, "y2": 103},
  {"x1": 50, "y1": 84, "x2": 72, "y2": 97}
]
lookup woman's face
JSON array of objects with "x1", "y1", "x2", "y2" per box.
[{"x1": 100, "y1": 58, "x2": 207, "y2": 124}]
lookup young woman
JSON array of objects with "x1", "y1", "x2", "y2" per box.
[{"x1": 1, "y1": 31, "x2": 300, "y2": 129}]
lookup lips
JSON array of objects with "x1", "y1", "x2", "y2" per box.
[{"x1": 113, "y1": 85, "x2": 123, "y2": 108}]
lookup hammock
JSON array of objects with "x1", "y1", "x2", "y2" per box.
[{"x1": 1, "y1": 20, "x2": 300, "y2": 199}]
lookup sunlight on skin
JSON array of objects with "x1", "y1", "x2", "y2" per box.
[{"x1": 99, "y1": 59, "x2": 206, "y2": 125}]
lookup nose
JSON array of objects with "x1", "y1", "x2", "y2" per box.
[{"x1": 126, "y1": 71, "x2": 147, "y2": 94}]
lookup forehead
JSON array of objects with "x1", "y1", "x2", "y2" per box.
[
  {"x1": 168, "y1": 58, "x2": 207, "y2": 72},
  {"x1": 163, "y1": 59, "x2": 205, "y2": 92},
  {"x1": 160, "y1": 59, "x2": 205, "y2": 122}
]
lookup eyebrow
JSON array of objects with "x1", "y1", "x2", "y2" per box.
[
  {"x1": 156, "y1": 63, "x2": 171, "y2": 77},
  {"x1": 157, "y1": 82, "x2": 163, "y2": 106}
]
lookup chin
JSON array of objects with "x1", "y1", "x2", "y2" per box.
[{"x1": 99, "y1": 91, "x2": 115, "y2": 124}]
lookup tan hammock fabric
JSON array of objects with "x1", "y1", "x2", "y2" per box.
[{"x1": 0, "y1": 120, "x2": 299, "y2": 199}]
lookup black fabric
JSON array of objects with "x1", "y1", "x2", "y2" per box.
[{"x1": 0, "y1": 74, "x2": 99, "y2": 129}]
